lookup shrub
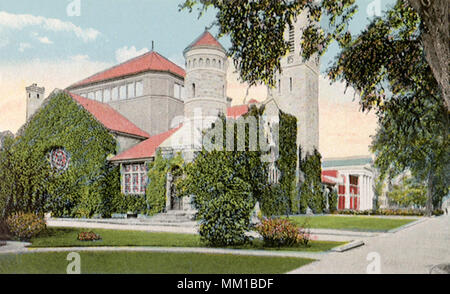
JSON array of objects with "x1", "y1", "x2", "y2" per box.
[
  {"x1": 6, "y1": 212, "x2": 46, "y2": 241},
  {"x1": 255, "y1": 218, "x2": 310, "y2": 247},
  {"x1": 198, "y1": 189, "x2": 255, "y2": 247},
  {"x1": 77, "y1": 231, "x2": 101, "y2": 241}
]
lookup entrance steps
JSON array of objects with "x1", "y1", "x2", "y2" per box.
[{"x1": 145, "y1": 210, "x2": 196, "y2": 224}]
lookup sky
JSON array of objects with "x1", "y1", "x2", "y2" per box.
[{"x1": 0, "y1": 0, "x2": 395, "y2": 159}]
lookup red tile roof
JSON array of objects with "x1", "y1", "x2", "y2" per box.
[
  {"x1": 227, "y1": 105, "x2": 249, "y2": 119},
  {"x1": 69, "y1": 92, "x2": 150, "y2": 138},
  {"x1": 185, "y1": 31, "x2": 225, "y2": 52},
  {"x1": 110, "y1": 125, "x2": 182, "y2": 161},
  {"x1": 69, "y1": 51, "x2": 185, "y2": 88}
]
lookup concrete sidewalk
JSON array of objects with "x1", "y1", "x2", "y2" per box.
[
  {"x1": 47, "y1": 218, "x2": 370, "y2": 242},
  {"x1": 289, "y1": 215, "x2": 449, "y2": 274}
]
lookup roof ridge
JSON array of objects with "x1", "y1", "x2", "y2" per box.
[
  {"x1": 67, "y1": 91, "x2": 150, "y2": 138},
  {"x1": 152, "y1": 50, "x2": 185, "y2": 72},
  {"x1": 68, "y1": 51, "x2": 155, "y2": 89}
]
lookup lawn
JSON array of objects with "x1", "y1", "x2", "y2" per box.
[
  {"x1": 0, "y1": 251, "x2": 314, "y2": 274},
  {"x1": 289, "y1": 215, "x2": 417, "y2": 232},
  {"x1": 30, "y1": 227, "x2": 345, "y2": 252}
]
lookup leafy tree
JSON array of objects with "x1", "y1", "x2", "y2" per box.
[
  {"x1": 180, "y1": 0, "x2": 449, "y2": 111},
  {"x1": 179, "y1": 112, "x2": 268, "y2": 245},
  {"x1": 370, "y1": 72, "x2": 449, "y2": 215},
  {"x1": 388, "y1": 177, "x2": 427, "y2": 208},
  {"x1": 0, "y1": 135, "x2": 51, "y2": 221}
]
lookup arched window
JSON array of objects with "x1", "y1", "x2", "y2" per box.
[
  {"x1": 199, "y1": 58, "x2": 204, "y2": 67},
  {"x1": 206, "y1": 58, "x2": 210, "y2": 66},
  {"x1": 218, "y1": 60, "x2": 222, "y2": 69},
  {"x1": 212, "y1": 59, "x2": 216, "y2": 67},
  {"x1": 188, "y1": 60, "x2": 191, "y2": 68},
  {"x1": 192, "y1": 83, "x2": 196, "y2": 97},
  {"x1": 193, "y1": 59, "x2": 197, "y2": 68},
  {"x1": 268, "y1": 165, "x2": 280, "y2": 184},
  {"x1": 290, "y1": 77, "x2": 293, "y2": 92},
  {"x1": 289, "y1": 26, "x2": 295, "y2": 53}
]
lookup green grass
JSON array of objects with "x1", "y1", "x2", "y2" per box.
[
  {"x1": 0, "y1": 251, "x2": 314, "y2": 274},
  {"x1": 29, "y1": 227, "x2": 345, "y2": 252},
  {"x1": 290, "y1": 215, "x2": 417, "y2": 232}
]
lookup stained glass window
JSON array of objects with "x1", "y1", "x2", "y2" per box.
[
  {"x1": 122, "y1": 163, "x2": 147, "y2": 195},
  {"x1": 49, "y1": 148, "x2": 70, "y2": 171}
]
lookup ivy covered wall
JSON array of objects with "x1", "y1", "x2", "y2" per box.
[
  {"x1": 298, "y1": 148, "x2": 326, "y2": 214},
  {"x1": 14, "y1": 92, "x2": 120, "y2": 218},
  {"x1": 275, "y1": 111, "x2": 298, "y2": 214}
]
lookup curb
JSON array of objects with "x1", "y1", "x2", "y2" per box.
[
  {"x1": 331, "y1": 240, "x2": 364, "y2": 252},
  {"x1": 387, "y1": 217, "x2": 428, "y2": 234}
]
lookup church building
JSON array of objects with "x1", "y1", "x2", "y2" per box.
[{"x1": 21, "y1": 12, "x2": 374, "y2": 213}]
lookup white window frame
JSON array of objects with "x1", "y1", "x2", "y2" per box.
[
  {"x1": 136, "y1": 81, "x2": 143, "y2": 97},
  {"x1": 121, "y1": 163, "x2": 148, "y2": 195}
]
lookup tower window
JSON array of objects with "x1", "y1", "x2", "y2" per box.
[
  {"x1": 289, "y1": 26, "x2": 295, "y2": 53},
  {"x1": 290, "y1": 77, "x2": 293, "y2": 92},
  {"x1": 28, "y1": 93, "x2": 31, "y2": 98},
  {"x1": 192, "y1": 83, "x2": 196, "y2": 97},
  {"x1": 278, "y1": 79, "x2": 281, "y2": 93},
  {"x1": 37, "y1": 94, "x2": 40, "y2": 99}
]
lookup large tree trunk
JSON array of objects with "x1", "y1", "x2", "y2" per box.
[
  {"x1": 407, "y1": 0, "x2": 450, "y2": 111},
  {"x1": 426, "y1": 170, "x2": 434, "y2": 216}
]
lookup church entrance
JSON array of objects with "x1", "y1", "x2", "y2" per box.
[
  {"x1": 171, "y1": 194, "x2": 183, "y2": 210},
  {"x1": 166, "y1": 168, "x2": 183, "y2": 211}
]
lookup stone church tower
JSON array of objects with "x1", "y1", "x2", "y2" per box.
[
  {"x1": 183, "y1": 30, "x2": 228, "y2": 127},
  {"x1": 26, "y1": 83, "x2": 45, "y2": 120},
  {"x1": 268, "y1": 11, "x2": 320, "y2": 157}
]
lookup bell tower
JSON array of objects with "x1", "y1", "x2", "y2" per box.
[
  {"x1": 26, "y1": 83, "x2": 45, "y2": 120},
  {"x1": 270, "y1": 11, "x2": 320, "y2": 156}
]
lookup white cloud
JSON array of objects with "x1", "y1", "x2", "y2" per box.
[
  {"x1": 0, "y1": 11, "x2": 100, "y2": 42},
  {"x1": 0, "y1": 57, "x2": 112, "y2": 132},
  {"x1": 115, "y1": 46, "x2": 149, "y2": 63},
  {"x1": 18, "y1": 42, "x2": 31, "y2": 52},
  {"x1": 37, "y1": 36, "x2": 53, "y2": 44}
]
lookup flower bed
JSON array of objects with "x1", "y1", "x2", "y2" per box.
[
  {"x1": 77, "y1": 231, "x2": 102, "y2": 242},
  {"x1": 255, "y1": 218, "x2": 310, "y2": 247}
]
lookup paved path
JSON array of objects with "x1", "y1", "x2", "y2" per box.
[
  {"x1": 47, "y1": 218, "x2": 362, "y2": 241},
  {"x1": 288, "y1": 214, "x2": 450, "y2": 274},
  {"x1": 0, "y1": 245, "x2": 325, "y2": 260},
  {"x1": 47, "y1": 219, "x2": 199, "y2": 234}
]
